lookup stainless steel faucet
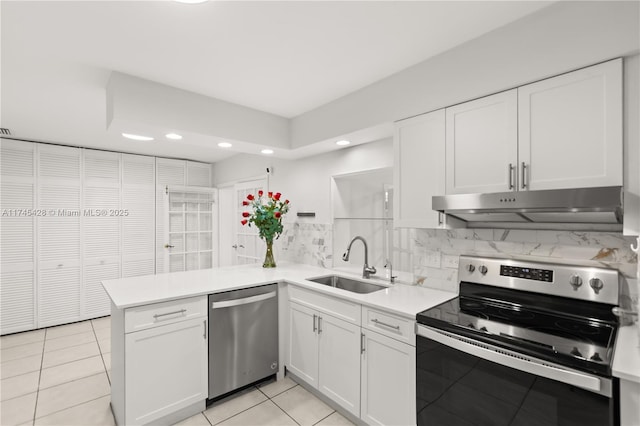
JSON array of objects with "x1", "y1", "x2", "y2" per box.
[
  {"x1": 384, "y1": 259, "x2": 398, "y2": 284},
  {"x1": 343, "y1": 236, "x2": 377, "y2": 279}
]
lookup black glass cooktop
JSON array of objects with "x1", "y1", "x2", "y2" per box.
[{"x1": 417, "y1": 282, "x2": 618, "y2": 376}]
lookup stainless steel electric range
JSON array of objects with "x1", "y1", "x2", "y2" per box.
[{"x1": 416, "y1": 256, "x2": 621, "y2": 426}]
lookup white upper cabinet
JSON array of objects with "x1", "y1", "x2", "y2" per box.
[
  {"x1": 518, "y1": 59, "x2": 623, "y2": 190},
  {"x1": 444, "y1": 59, "x2": 622, "y2": 195},
  {"x1": 445, "y1": 90, "x2": 518, "y2": 194},
  {"x1": 394, "y1": 109, "x2": 447, "y2": 228}
]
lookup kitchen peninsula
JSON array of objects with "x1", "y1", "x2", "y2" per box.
[{"x1": 102, "y1": 262, "x2": 456, "y2": 426}]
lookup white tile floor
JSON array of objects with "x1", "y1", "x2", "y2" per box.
[{"x1": 1, "y1": 318, "x2": 355, "y2": 426}]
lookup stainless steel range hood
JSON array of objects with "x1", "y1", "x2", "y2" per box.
[{"x1": 432, "y1": 186, "x2": 623, "y2": 229}]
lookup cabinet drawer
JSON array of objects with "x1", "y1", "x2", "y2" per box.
[
  {"x1": 289, "y1": 286, "x2": 360, "y2": 325},
  {"x1": 362, "y1": 307, "x2": 415, "y2": 346},
  {"x1": 125, "y1": 295, "x2": 207, "y2": 333}
]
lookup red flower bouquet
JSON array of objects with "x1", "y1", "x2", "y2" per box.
[{"x1": 241, "y1": 191, "x2": 290, "y2": 267}]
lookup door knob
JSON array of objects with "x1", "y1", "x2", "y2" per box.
[
  {"x1": 232, "y1": 244, "x2": 245, "y2": 249},
  {"x1": 164, "y1": 244, "x2": 175, "y2": 249}
]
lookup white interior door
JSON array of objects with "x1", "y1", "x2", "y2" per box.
[
  {"x1": 163, "y1": 187, "x2": 216, "y2": 273},
  {"x1": 217, "y1": 185, "x2": 234, "y2": 267},
  {"x1": 233, "y1": 179, "x2": 266, "y2": 265}
]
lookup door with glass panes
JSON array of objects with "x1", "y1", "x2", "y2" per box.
[
  {"x1": 163, "y1": 187, "x2": 216, "y2": 273},
  {"x1": 233, "y1": 179, "x2": 266, "y2": 265}
]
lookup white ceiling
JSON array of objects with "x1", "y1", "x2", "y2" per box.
[{"x1": 1, "y1": 1, "x2": 553, "y2": 163}]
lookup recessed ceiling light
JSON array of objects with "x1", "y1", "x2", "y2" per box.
[
  {"x1": 336, "y1": 140, "x2": 351, "y2": 146},
  {"x1": 165, "y1": 133, "x2": 182, "y2": 140},
  {"x1": 218, "y1": 142, "x2": 232, "y2": 148},
  {"x1": 261, "y1": 149, "x2": 274, "y2": 155},
  {"x1": 122, "y1": 133, "x2": 154, "y2": 141},
  {"x1": 174, "y1": 0, "x2": 208, "y2": 4}
]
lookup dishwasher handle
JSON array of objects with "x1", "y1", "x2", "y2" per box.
[{"x1": 211, "y1": 291, "x2": 277, "y2": 309}]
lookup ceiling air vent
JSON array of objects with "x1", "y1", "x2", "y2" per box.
[{"x1": 0, "y1": 128, "x2": 12, "y2": 136}]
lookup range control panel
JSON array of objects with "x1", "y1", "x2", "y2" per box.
[
  {"x1": 500, "y1": 265, "x2": 553, "y2": 282},
  {"x1": 458, "y1": 256, "x2": 619, "y2": 305}
]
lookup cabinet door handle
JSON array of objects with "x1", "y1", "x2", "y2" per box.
[
  {"x1": 361, "y1": 333, "x2": 366, "y2": 354},
  {"x1": 438, "y1": 212, "x2": 444, "y2": 227},
  {"x1": 153, "y1": 309, "x2": 186, "y2": 320},
  {"x1": 203, "y1": 319, "x2": 207, "y2": 340},
  {"x1": 313, "y1": 314, "x2": 317, "y2": 333},
  {"x1": 521, "y1": 162, "x2": 528, "y2": 189},
  {"x1": 508, "y1": 163, "x2": 515, "y2": 190},
  {"x1": 372, "y1": 318, "x2": 401, "y2": 330},
  {"x1": 318, "y1": 316, "x2": 323, "y2": 334}
]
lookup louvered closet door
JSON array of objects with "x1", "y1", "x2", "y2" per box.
[
  {"x1": 82, "y1": 150, "x2": 121, "y2": 318},
  {"x1": 0, "y1": 140, "x2": 37, "y2": 334},
  {"x1": 186, "y1": 161, "x2": 212, "y2": 187},
  {"x1": 156, "y1": 159, "x2": 186, "y2": 274},
  {"x1": 37, "y1": 144, "x2": 82, "y2": 328},
  {"x1": 122, "y1": 154, "x2": 155, "y2": 278}
]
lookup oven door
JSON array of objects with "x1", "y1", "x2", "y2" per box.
[{"x1": 416, "y1": 325, "x2": 616, "y2": 426}]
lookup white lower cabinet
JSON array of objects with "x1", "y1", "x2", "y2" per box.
[
  {"x1": 619, "y1": 378, "x2": 640, "y2": 426},
  {"x1": 287, "y1": 289, "x2": 417, "y2": 425},
  {"x1": 288, "y1": 301, "x2": 361, "y2": 417},
  {"x1": 318, "y1": 313, "x2": 361, "y2": 417},
  {"x1": 360, "y1": 329, "x2": 416, "y2": 426},
  {"x1": 288, "y1": 302, "x2": 320, "y2": 387},
  {"x1": 112, "y1": 296, "x2": 208, "y2": 425}
]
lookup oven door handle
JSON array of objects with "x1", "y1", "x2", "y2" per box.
[{"x1": 416, "y1": 325, "x2": 606, "y2": 395}]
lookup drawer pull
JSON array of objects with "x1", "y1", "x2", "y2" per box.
[
  {"x1": 153, "y1": 309, "x2": 186, "y2": 320},
  {"x1": 372, "y1": 318, "x2": 400, "y2": 330}
]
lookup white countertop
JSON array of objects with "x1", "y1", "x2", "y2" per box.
[
  {"x1": 613, "y1": 323, "x2": 640, "y2": 383},
  {"x1": 104, "y1": 262, "x2": 640, "y2": 381},
  {"x1": 102, "y1": 262, "x2": 456, "y2": 319}
]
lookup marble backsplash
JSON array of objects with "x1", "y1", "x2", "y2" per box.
[
  {"x1": 277, "y1": 222, "x2": 333, "y2": 268},
  {"x1": 277, "y1": 222, "x2": 638, "y2": 301},
  {"x1": 413, "y1": 229, "x2": 638, "y2": 296}
]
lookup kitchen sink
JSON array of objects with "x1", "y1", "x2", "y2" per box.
[{"x1": 306, "y1": 275, "x2": 386, "y2": 294}]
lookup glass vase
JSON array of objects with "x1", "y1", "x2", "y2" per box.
[{"x1": 263, "y1": 240, "x2": 276, "y2": 268}]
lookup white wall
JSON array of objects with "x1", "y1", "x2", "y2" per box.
[
  {"x1": 290, "y1": 1, "x2": 640, "y2": 147},
  {"x1": 107, "y1": 72, "x2": 290, "y2": 149},
  {"x1": 212, "y1": 138, "x2": 393, "y2": 224}
]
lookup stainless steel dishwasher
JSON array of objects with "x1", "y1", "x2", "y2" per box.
[{"x1": 208, "y1": 283, "x2": 278, "y2": 400}]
